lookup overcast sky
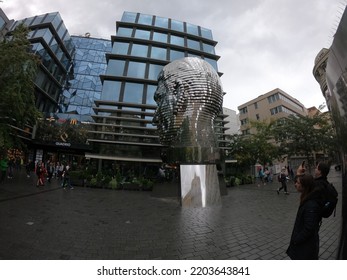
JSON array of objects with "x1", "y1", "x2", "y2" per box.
[{"x1": 1, "y1": 0, "x2": 346, "y2": 111}]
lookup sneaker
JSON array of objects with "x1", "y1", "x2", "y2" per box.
[
  {"x1": 70, "y1": 187, "x2": 74, "y2": 190},
  {"x1": 285, "y1": 192, "x2": 290, "y2": 195}
]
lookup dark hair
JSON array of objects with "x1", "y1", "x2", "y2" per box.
[
  {"x1": 317, "y1": 162, "x2": 330, "y2": 178},
  {"x1": 296, "y1": 174, "x2": 315, "y2": 204}
]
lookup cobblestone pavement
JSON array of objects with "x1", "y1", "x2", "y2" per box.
[{"x1": 0, "y1": 167, "x2": 342, "y2": 260}]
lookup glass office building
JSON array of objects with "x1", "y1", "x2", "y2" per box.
[
  {"x1": 87, "y1": 12, "x2": 227, "y2": 171},
  {"x1": 9, "y1": 12, "x2": 75, "y2": 114},
  {"x1": 57, "y1": 35, "x2": 112, "y2": 123}
]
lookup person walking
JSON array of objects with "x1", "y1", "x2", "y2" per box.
[
  {"x1": 277, "y1": 167, "x2": 289, "y2": 194},
  {"x1": 286, "y1": 174, "x2": 323, "y2": 259},
  {"x1": 62, "y1": 163, "x2": 73, "y2": 190},
  {"x1": 0, "y1": 155, "x2": 8, "y2": 183}
]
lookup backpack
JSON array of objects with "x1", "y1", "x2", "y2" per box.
[{"x1": 320, "y1": 182, "x2": 338, "y2": 218}]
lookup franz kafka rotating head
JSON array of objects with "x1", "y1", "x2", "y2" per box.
[{"x1": 153, "y1": 57, "x2": 223, "y2": 150}]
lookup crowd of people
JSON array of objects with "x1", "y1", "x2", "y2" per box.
[{"x1": 0, "y1": 155, "x2": 74, "y2": 190}]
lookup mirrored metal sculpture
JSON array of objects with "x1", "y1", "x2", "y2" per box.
[
  {"x1": 323, "y1": 6, "x2": 347, "y2": 259},
  {"x1": 153, "y1": 57, "x2": 223, "y2": 207}
]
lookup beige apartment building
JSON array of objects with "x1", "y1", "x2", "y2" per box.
[{"x1": 238, "y1": 88, "x2": 307, "y2": 135}]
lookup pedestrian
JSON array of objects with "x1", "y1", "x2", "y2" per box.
[
  {"x1": 25, "y1": 160, "x2": 32, "y2": 178},
  {"x1": 62, "y1": 163, "x2": 73, "y2": 190},
  {"x1": 47, "y1": 161, "x2": 55, "y2": 183},
  {"x1": 277, "y1": 167, "x2": 289, "y2": 194},
  {"x1": 258, "y1": 167, "x2": 266, "y2": 186},
  {"x1": 286, "y1": 174, "x2": 323, "y2": 259},
  {"x1": 0, "y1": 155, "x2": 8, "y2": 183},
  {"x1": 35, "y1": 161, "x2": 45, "y2": 187}
]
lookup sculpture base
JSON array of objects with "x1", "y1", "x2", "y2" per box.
[{"x1": 180, "y1": 164, "x2": 221, "y2": 207}]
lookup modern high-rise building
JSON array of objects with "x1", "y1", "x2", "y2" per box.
[
  {"x1": 1, "y1": 9, "x2": 228, "y2": 170},
  {"x1": 238, "y1": 88, "x2": 307, "y2": 135},
  {"x1": 56, "y1": 35, "x2": 112, "y2": 123},
  {"x1": 86, "y1": 11, "x2": 227, "y2": 172},
  {"x1": 0, "y1": 8, "x2": 13, "y2": 39},
  {"x1": 9, "y1": 12, "x2": 75, "y2": 115},
  {"x1": 313, "y1": 48, "x2": 330, "y2": 109},
  {"x1": 223, "y1": 107, "x2": 240, "y2": 136}
]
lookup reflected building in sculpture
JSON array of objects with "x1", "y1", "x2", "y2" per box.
[
  {"x1": 87, "y1": 12, "x2": 228, "y2": 172},
  {"x1": 313, "y1": 5, "x2": 347, "y2": 259},
  {"x1": 153, "y1": 57, "x2": 223, "y2": 163}
]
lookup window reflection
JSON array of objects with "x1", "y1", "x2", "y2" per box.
[
  {"x1": 102, "y1": 81, "x2": 121, "y2": 101},
  {"x1": 138, "y1": 14, "x2": 153, "y2": 25},
  {"x1": 170, "y1": 35, "x2": 184, "y2": 46},
  {"x1": 155, "y1": 16, "x2": 169, "y2": 28},
  {"x1": 127, "y1": 61, "x2": 146, "y2": 78},
  {"x1": 171, "y1": 19, "x2": 184, "y2": 32},
  {"x1": 153, "y1": 32, "x2": 167, "y2": 43},
  {"x1": 135, "y1": 29, "x2": 150, "y2": 40},
  {"x1": 112, "y1": 42, "x2": 129, "y2": 55},
  {"x1": 148, "y1": 64, "x2": 163, "y2": 80},
  {"x1": 150, "y1": 46, "x2": 167, "y2": 60},
  {"x1": 106, "y1": 60, "x2": 125, "y2": 76},
  {"x1": 117, "y1": 27, "x2": 133, "y2": 37},
  {"x1": 170, "y1": 49, "x2": 185, "y2": 60},
  {"x1": 131, "y1": 44, "x2": 148, "y2": 57},
  {"x1": 186, "y1": 22, "x2": 199, "y2": 36},
  {"x1": 123, "y1": 82, "x2": 144, "y2": 103}
]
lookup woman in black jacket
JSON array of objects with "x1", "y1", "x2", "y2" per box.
[{"x1": 286, "y1": 174, "x2": 323, "y2": 260}]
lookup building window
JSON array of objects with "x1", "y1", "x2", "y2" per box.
[
  {"x1": 202, "y1": 43, "x2": 215, "y2": 54},
  {"x1": 171, "y1": 19, "x2": 184, "y2": 32},
  {"x1": 127, "y1": 61, "x2": 146, "y2": 79},
  {"x1": 240, "y1": 118, "x2": 248, "y2": 125},
  {"x1": 170, "y1": 49, "x2": 185, "y2": 60},
  {"x1": 150, "y1": 46, "x2": 167, "y2": 60},
  {"x1": 187, "y1": 39, "x2": 201, "y2": 50},
  {"x1": 148, "y1": 64, "x2": 163, "y2": 80},
  {"x1": 112, "y1": 42, "x2": 129, "y2": 55},
  {"x1": 204, "y1": 58, "x2": 218, "y2": 71},
  {"x1": 154, "y1": 16, "x2": 169, "y2": 28},
  {"x1": 146, "y1": 85, "x2": 157, "y2": 105},
  {"x1": 170, "y1": 34, "x2": 184, "y2": 46},
  {"x1": 153, "y1": 32, "x2": 168, "y2": 43},
  {"x1": 122, "y1": 12, "x2": 137, "y2": 23},
  {"x1": 131, "y1": 44, "x2": 148, "y2": 57},
  {"x1": 268, "y1": 93, "x2": 279, "y2": 103},
  {"x1": 186, "y1": 22, "x2": 199, "y2": 36},
  {"x1": 123, "y1": 82, "x2": 144, "y2": 103},
  {"x1": 270, "y1": 106, "x2": 283, "y2": 115},
  {"x1": 135, "y1": 29, "x2": 150, "y2": 40},
  {"x1": 254, "y1": 102, "x2": 258, "y2": 109},
  {"x1": 106, "y1": 60, "x2": 125, "y2": 76},
  {"x1": 239, "y1": 107, "x2": 248, "y2": 114},
  {"x1": 256, "y1": 114, "x2": 260, "y2": 120},
  {"x1": 138, "y1": 14, "x2": 153, "y2": 25},
  {"x1": 117, "y1": 27, "x2": 133, "y2": 37},
  {"x1": 200, "y1": 27, "x2": 213, "y2": 40},
  {"x1": 102, "y1": 80, "x2": 121, "y2": 101}
]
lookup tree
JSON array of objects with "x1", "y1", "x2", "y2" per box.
[
  {"x1": 271, "y1": 113, "x2": 337, "y2": 171},
  {"x1": 227, "y1": 121, "x2": 279, "y2": 171},
  {"x1": 0, "y1": 23, "x2": 41, "y2": 152}
]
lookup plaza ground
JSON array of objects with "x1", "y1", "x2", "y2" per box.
[{"x1": 0, "y1": 167, "x2": 342, "y2": 260}]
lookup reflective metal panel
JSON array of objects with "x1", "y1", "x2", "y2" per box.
[
  {"x1": 153, "y1": 57, "x2": 223, "y2": 164},
  {"x1": 325, "y1": 6, "x2": 347, "y2": 259}
]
